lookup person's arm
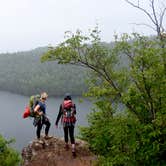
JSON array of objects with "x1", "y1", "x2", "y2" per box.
[
  {"x1": 73, "y1": 104, "x2": 76, "y2": 115},
  {"x1": 55, "y1": 105, "x2": 63, "y2": 126},
  {"x1": 34, "y1": 104, "x2": 43, "y2": 116}
]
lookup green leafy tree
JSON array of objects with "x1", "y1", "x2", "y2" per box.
[
  {"x1": 41, "y1": 1, "x2": 166, "y2": 165},
  {"x1": 41, "y1": 28, "x2": 166, "y2": 165},
  {"x1": 0, "y1": 135, "x2": 21, "y2": 166}
]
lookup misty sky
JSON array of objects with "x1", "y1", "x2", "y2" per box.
[{"x1": 0, "y1": 0, "x2": 165, "y2": 53}]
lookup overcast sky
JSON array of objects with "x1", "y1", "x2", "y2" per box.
[{"x1": 0, "y1": 0, "x2": 165, "y2": 53}]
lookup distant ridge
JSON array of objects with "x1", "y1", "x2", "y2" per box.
[{"x1": 0, "y1": 46, "x2": 88, "y2": 96}]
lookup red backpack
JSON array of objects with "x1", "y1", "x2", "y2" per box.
[
  {"x1": 63, "y1": 100, "x2": 73, "y2": 109},
  {"x1": 62, "y1": 100, "x2": 76, "y2": 123},
  {"x1": 22, "y1": 106, "x2": 31, "y2": 118}
]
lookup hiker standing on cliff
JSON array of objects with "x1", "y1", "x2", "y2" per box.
[
  {"x1": 34, "y1": 92, "x2": 51, "y2": 140},
  {"x1": 55, "y1": 93, "x2": 76, "y2": 157}
]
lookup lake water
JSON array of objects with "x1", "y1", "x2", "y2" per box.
[{"x1": 0, "y1": 91, "x2": 92, "y2": 151}]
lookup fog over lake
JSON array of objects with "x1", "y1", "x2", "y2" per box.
[{"x1": 0, "y1": 91, "x2": 92, "y2": 151}]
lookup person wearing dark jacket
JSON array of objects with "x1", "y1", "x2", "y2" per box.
[{"x1": 55, "y1": 93, "x2": 76, "y2": 157}]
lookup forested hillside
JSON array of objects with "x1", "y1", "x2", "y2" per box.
[{"x1": 0, "y1": 47, "x2": 88, "y2": 96}]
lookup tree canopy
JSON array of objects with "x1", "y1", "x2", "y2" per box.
[
  {"x1": 0, "y1": 135, "x2": 21, "y2": 166},
  {"x1": 41, "y1": 25, "x2": 166, "y2": 166}
]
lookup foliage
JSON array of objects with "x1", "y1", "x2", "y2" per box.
[
  {"x1": 81, "y1": 109, "x2": 166, "y2": 166},
  {"x1": 41, "y1": 26, "x2": 166, "y2": 165},
  {"x1": 0, "y1": 134, "x2": 21, "y2": 166}
]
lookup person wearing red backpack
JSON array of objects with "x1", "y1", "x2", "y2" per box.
[{"x1": 55, "y1": 93, "x2": 76, "y2": 157}]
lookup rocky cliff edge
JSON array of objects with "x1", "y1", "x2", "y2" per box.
[{"x1": 21, "y1": 135, "x2": 97, "y2": 166}]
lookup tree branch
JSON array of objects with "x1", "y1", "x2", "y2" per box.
[
  {"x1": 130, "y1": 22, "x2": 156, "y2": 31},
  {"x1": 78, "y1": 59, "x2": 120, "y2": 92},
  {"x1": 160, "y1": 7, "x2": 166, "y2": 30},
  {"x1": 151, "y1": 0, "x2": 160, "y2": 34},
  {"x1": 125, "y1": 0, "x2": 156, "y2": 25}
]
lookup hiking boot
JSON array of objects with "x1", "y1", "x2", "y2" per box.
[
  {"x1": 65, "y1": 144, "x2": 69, "y2": 151},
  {"x1": 36, "y1": 139, "x2": 44, "y2": 144},
  {"x1": 72, "y1": 151, "x2": 76, "y2": 158},
  {"x1": 44, "y1": 135, "x2": 52, "y2": 140}
]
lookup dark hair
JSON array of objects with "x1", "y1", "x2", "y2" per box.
[{"x1": 64, "y1": 93, "x2": 72, "y2": 100}]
